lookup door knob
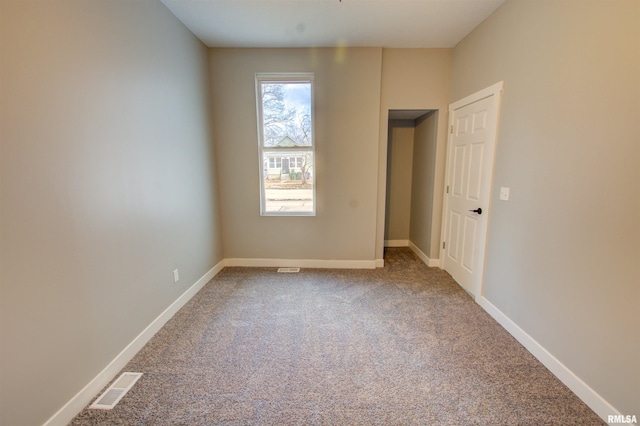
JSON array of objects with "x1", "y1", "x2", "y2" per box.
[{"x1": 469, "y1": 208, "x2": 482, "y2": 214}]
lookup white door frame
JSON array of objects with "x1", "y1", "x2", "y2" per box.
[{"x1": 439, "y1": 81, "x2": 504, "y2": 299}]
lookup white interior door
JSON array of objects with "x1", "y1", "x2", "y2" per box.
[{"x1": 441, "y1": 82, "x2": 503, "y2": 297}]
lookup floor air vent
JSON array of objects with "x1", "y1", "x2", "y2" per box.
[
  {"x1": 89, "y1": 372, "x2": 143, "y2": 410},
  {"x1": 277, "y1": 267, "x2": 300, "y2": 273}
]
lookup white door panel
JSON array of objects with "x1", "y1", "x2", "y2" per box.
[
  {"x1": 442, "y1": 82, "x2": 503, "y2": 296},
  {"x1": 447, "y1": 210, "x2": 462, "y2": 262}
]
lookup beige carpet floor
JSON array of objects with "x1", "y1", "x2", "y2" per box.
[{"x1": 70, "y1": 248, "x2": 603, "y2": 425}]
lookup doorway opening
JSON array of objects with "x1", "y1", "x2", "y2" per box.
[{"x1": 384, "y1": 109, "x2": 440, "y2": 266}]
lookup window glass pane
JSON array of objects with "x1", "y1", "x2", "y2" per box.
[
  {"x1": 257, "y1": 74, "x2": 314, "y2": 216},
  {"x1": 261, "y1": 82, "x2": 312, "y2": 147},
  {"x1": 262, "y1": 151, "x2": 314, "y2": 213}
]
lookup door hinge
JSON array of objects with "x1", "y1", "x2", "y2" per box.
[
  {"x1": 450, "y1": 124, "x2": 454, "y2": 134},
  {"x1": 443, "y1": 242, "x2": 446, "y2": 249},
  {"x1": 446, "y1": 185, "x2": 449, "y2": 194}
]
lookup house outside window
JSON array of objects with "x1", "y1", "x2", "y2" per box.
[{"x1": 256, "y1": 73, "x2": 315, "y2": 215}]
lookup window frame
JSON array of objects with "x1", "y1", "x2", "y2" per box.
[
  {"x1": 268, "y1": 157, "x2": 282, "y2": 169},
  {"x1": 290, "y1": 156, "x2": 302, "y2": 169},
  {"x1": 255, "y1": 73, "x2": 316, "y2": 216}
]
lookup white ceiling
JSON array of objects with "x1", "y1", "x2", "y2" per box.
[{"x1": 160, "y1": 0, "x2": 506, "y2": 48}]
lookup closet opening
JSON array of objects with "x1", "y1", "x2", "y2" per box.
[{"x1": 384, "y1": 109, "x2": 440, "y2": 264}]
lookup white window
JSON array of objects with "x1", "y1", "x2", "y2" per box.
[
  {"x1": 290, "y1": 156, "x2": 303, "y2": 169},
  {"x1": 256, "y1": 73, "x2": 315, "y2": 215},
  {"x1": 268, "y1": 157, "x2": 281, "y2": 169}
]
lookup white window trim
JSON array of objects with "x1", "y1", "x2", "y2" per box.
[{"x1": 256, "y1": 73, "x2": 316, "y2": 216}]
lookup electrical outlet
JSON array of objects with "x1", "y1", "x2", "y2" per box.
[
  {"x1": 499, "y1": 187, "x2": 510, "y2": 201},
  {"x1": 172, "y1": 269, "x2": 179, "y2": 283}
]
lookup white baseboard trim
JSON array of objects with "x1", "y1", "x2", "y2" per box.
[
  {"x1": 224, "y1": 258, "x2": 376, "y2": 269},
  {"x1": 43, "y1": 260, "x2": 226, "y2": 426},
  {"x1": 408, "y1": 241, "x2": 440, "y2": 267},
  {"x1": 375, "y1": 258, "x2": 385, "y2": 268},
  {"x1": 384, "y1": 239, "x2": 409, "y2": 247},
  {"x1": 477, "y1": 296, "x2": 621, "y2": 423}
]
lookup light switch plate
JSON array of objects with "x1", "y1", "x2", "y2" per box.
[{"x1": 499, "y1": 187, "x2": 510, "y2": 201}]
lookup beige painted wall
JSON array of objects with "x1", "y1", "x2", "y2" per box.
[
  {"x1": 377, "y1": 49, "x2": 452, "y2": 262},
  {"x1": 409, "y1": 112, "x2": 440, "y2": 258},
  {"x1": 0, "y1": 1, "x2": 223, "y2": 425},
  {"x1": 210, "y1": 48, "x2": 382, "y2": 261},
  {"x1": 385, "y1": 121, "x2": 415, "y2": 241},
  {"x1": 451, "y1": 0, "x2": 639, "y2": 415}
]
